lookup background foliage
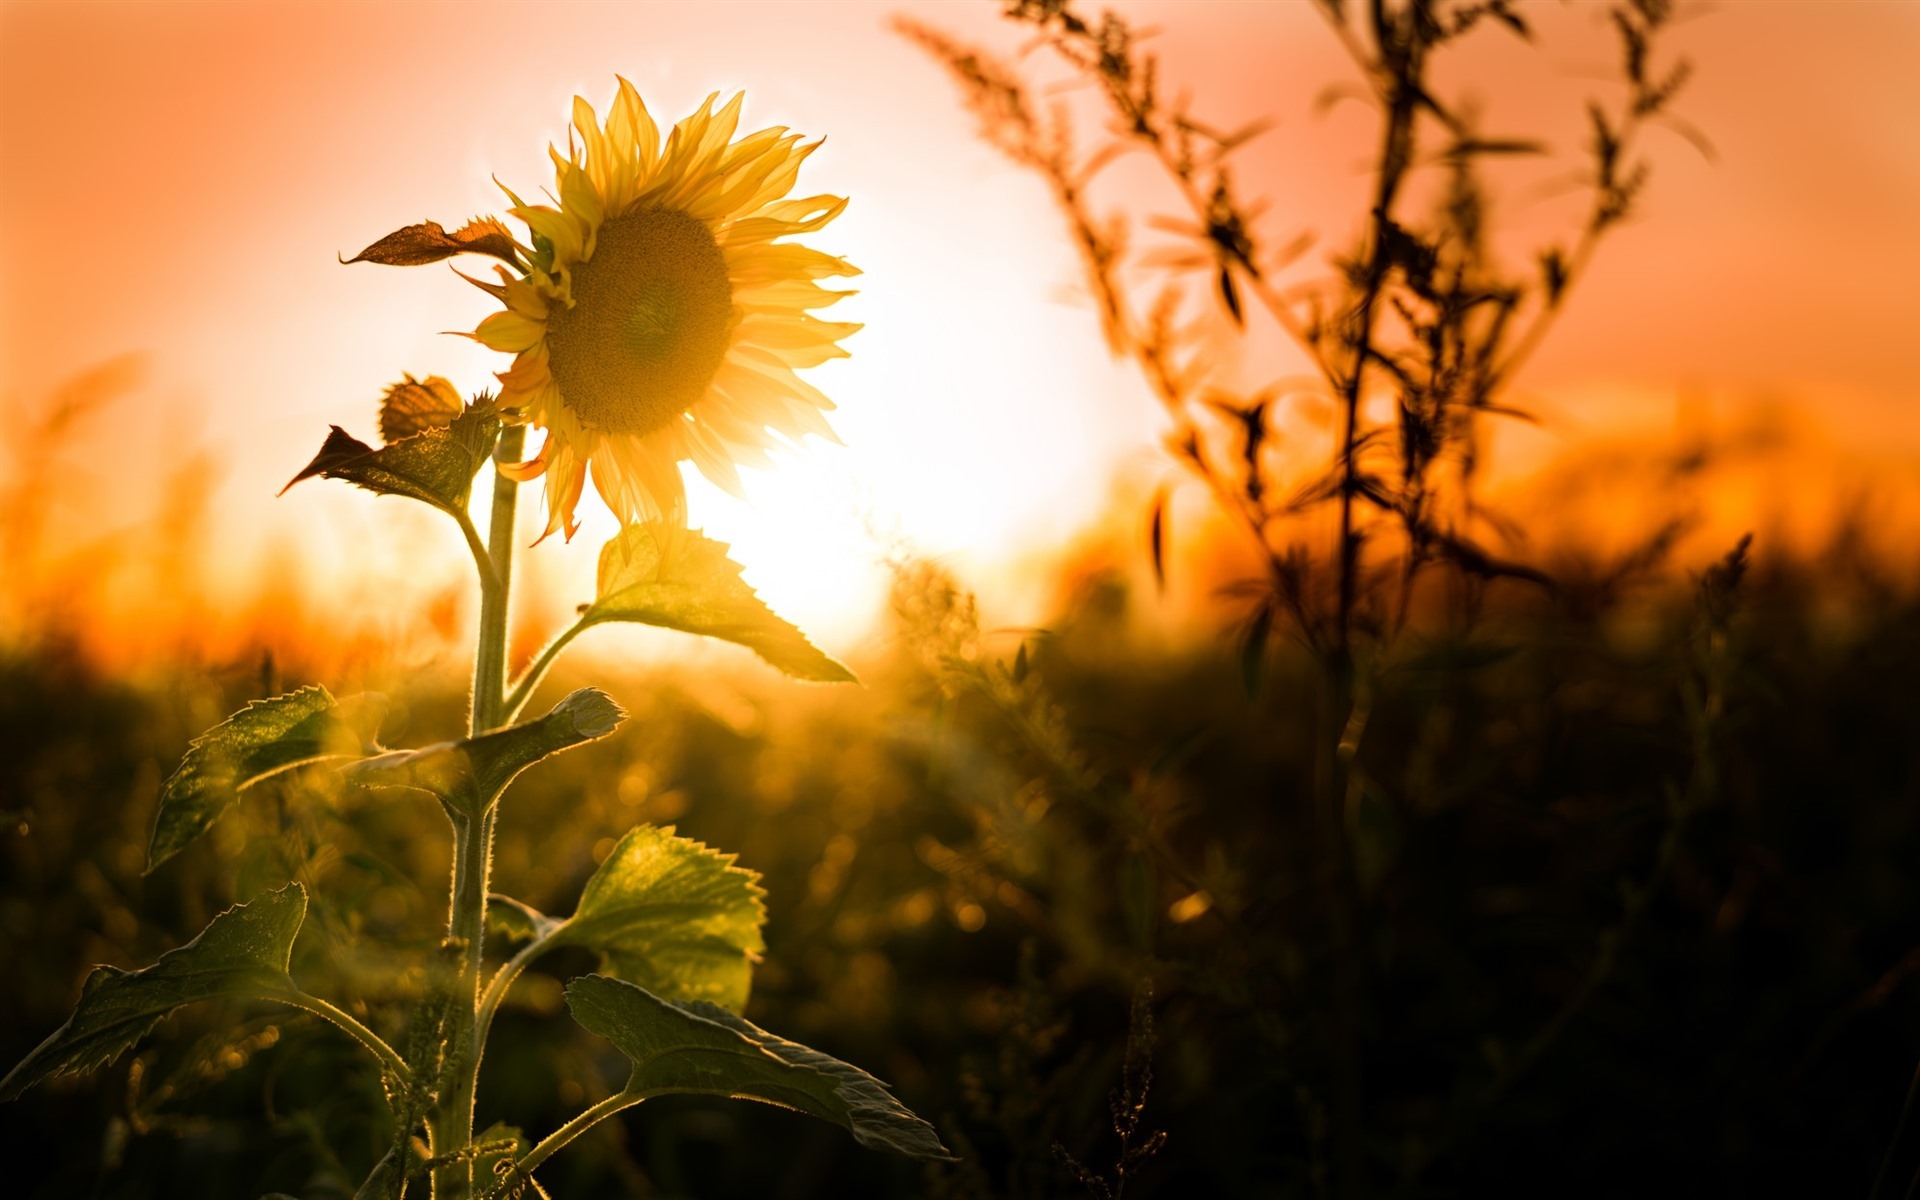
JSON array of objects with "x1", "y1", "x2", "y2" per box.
[
  {"x1": 6, "y1": 1, "x2": 1920, "y2": 1196},
  {"x1": 6, "y1": 543, "x2": 1920, "y2": 1195}
]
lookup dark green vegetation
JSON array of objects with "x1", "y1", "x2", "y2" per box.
[
  {"x1": 4, "y1": 546, "x2": 1920, "y2": 1196},
  {"x1": 6, "y1": 0, "x2": 1916, "y2": 1195}
]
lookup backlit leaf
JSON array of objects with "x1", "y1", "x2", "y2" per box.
[
  {"x1": 488, "y1": 894, "x2": 561, "y2": 945},
  {"x1": 345, "y1": 216, "x2": 523, "y2": 268},
  {"x1": 342, "y1": 742, "x2": 472, "y2": 809},
  {"x1": 0, "y1": 885, "x2": 307, "y2": 1101},
  {"x1": 584, "y1": 524, "x2": 854, "y2": 682},
  {"x1": 282, "y1": 404, "x2": 500, "y2": 520},
  {"x1": 378, "y1": 374, "x2": 465, "y2": 444},
  {"x1": 464, "y1": 688, "x2": 625, "y2": 800},
  {"x1": 566, "y1": 975, "x2": 952, "y2": 1160},
  {"x1": 346, "y1": 689, "x2": 624, "y2": 813},
  {"x1": 149, "y1": 689, "x2": 386, "y2": 870},
  {"x1": 554, "y1": 826, "x2": 766, "y2": 1011}
]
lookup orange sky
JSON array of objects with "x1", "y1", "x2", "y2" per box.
[{"x1": 2, "y1": 0, "x2": 1917, "y2": 668}]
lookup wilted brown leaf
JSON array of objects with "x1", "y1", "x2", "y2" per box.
[
  {"x1": 378, "y1": 374, "x2": 464, "y2": 444},
  {"x1": 343, "y1": 216, "x2": 522, "y2": 268}
]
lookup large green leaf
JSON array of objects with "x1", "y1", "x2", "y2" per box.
[
  {"x1": 0, "y1": 885, "x2": 307, "y2": 1101},
  {"x1": 149, "y1": 688, "x2": 386, "y2": 870},
  {"x1": 282, "y1": 401, "x2": 500, "y2": 520},
  {"x1": 582, "y1": 524, "x2": 854, "y2": 683},
  {"x1": 347, "y1": 689, "x2": 623, "y2": 813},
  {"x1": 552, "y1": 826, "x2": 766, "y2": 1011},
  {"x1": 565, "y1": 975, "x2": 952, "y2": 1160}
]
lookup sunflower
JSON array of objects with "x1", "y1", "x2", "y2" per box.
[{"x1": 471, "y1": 80, "x2": 859, "y2": 540}]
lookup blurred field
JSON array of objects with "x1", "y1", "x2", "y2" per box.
[
  {"x1": 6, "y1": 483, "x2": 1920, "y2": 1196},
  {"x1": 6, "y1": 2, "x2": 1920, "y2": 1195}
]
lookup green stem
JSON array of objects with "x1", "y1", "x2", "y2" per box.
[
  {"x1": 501, "y1": 618, "x2": 594, "y2": 727},
  {"x1": 514, "y1": 1091, "x2": 648, "y2": 1180},
  {"x1": 471, "y1": 425, "x2": 526, "y2": 738},
  {"x1": 472, "y1": 924, "x2": 566, "y2": 1076},
  {"x1": 455, "y1": 508, "x2": 500, "y2": 595},
  {"x1": 435, "y1": 812, "x2": 491, "y2": 1195},
  {"x1": 432, "y1": 424, "x2": 525, "y2": 1200},
  {"x1": 274, "y1": 988, "x2": 409, "y2": 1081}
]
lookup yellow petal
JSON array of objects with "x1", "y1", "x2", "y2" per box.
[
  {"x1": 736, "y1": 313, "x2": 861, "y2": 351},
  {"x1": 512, "y1": 204, "x2": 587, "y2": 268},
  {"x1": 541, "y1": 443, "x2": 589, "y2": 543},
  {"x1": 497, "y1": 446, "x2": 549, "y2": 482},
  {"x1": 725, "y1": 243, "x2": 860, "y2": 285},
  {"x1": 474, "y1": 310, "x2": 547, "y2": 353},
  {"x1": 733, "y1": 278, "x2": 855, "y2": 312},
  {"x1": 558, "y1": 160, "x2": 605, "y2": 243},
  {"x1": 484, "y1": 80, "x2": 860, "y2": 535},
  {"x1": 683, "y1": 420, "x2": 748, "y2": 497},
  {"x1": 610, "y1": 76, "x2": 660, "y2": 176}
]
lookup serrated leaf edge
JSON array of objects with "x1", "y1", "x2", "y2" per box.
[
  {"x1": 149, "y1": 687, "x2": 372, "y2": 872},
  {"x1": 563, "y1": 974, "x2": 953, "y2": 1161},
  {"x1": 0, "y1": 884, "x2": 306, "y2": 1102},
  {"x1": 548, "y1": 825, "x2": 768, "y2": 1008},
  {"x1": 583, "y1": 525, "x2": 856, "y2": 683}
]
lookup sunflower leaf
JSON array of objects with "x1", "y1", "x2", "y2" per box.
[
  {"x1": 149, "y1": 688, "x2": 386, "y2": 871},
  {"x1": 378, "y1": 374, "x2": 465, "y2": 444},
  {"x1": 345, "y1": 216, "x2": 523, "y2": 268},
  {"x1": 0, "y1": 885, "x2": 307, "y2": 1101},
  {"x1": 488, "y1": 894, "x2": 560, "y2": 945},
  {"x1": 342, "y1": 743, "x2": 474, "y2": 810},
  {"x1": 462, "y1": 687, "x2": 626, "y2": 801},
  {"x1": 565, "y1": 975, "x2": 953, "y2": 1161},
  {"x1": 283, "y1": 405, "x2": 500, "y2": 520},
  {"x1": 583, "y1": 524, "x2": 854, "y2": 683},
  {"x1": 345, "y1": 688, "x2": 623, "y2": 813},
  {"x1": 549, "y1": 825, "x2": 766, "y2": 1011}
]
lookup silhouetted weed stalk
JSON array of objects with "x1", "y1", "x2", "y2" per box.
[
  {"x1": 1052, "y1": 983, "x2": 1165, "y2": 1200},
  {"x1": 906, "y1": 0, "x2": 1718, "y2": 1192},
  {"x1": 0, "y1": 83, "x2": 949, "y2": 1198}
]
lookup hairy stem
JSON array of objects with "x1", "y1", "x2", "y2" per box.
[
  {"x1": 274, "y1": 988, "x2": 409, "y2": 1081},
  {"x1": 514, "y1": 1090, "x2": 649, "y2": 1181},
  {"x1": 471, "y1": 425, "x2": 526, "y2": 739},
  {"x1": 473, "y1": 924, "x2": 566, "y2": 1077},
  {"x1": 455, "y1": 508, "x2": 500, "y2": 596},
  {"x1": 432, "y1": 424, "x2": 525, "y2": 1200},
  {"x1": 501, "y1": 617, "x2": 594, "y2": 727}
]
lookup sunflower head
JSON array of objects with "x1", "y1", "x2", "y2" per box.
[{"x1": 473, "y1": 80, "x2": 859, "y2": 541}]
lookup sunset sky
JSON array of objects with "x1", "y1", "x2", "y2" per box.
[{"x1": 2, "y1": 0, "x2": 1916, "y2": 667}]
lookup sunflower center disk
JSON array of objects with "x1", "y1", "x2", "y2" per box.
[{"x1": 545, "y1": 208, "x2": 734, "y2": 437}]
